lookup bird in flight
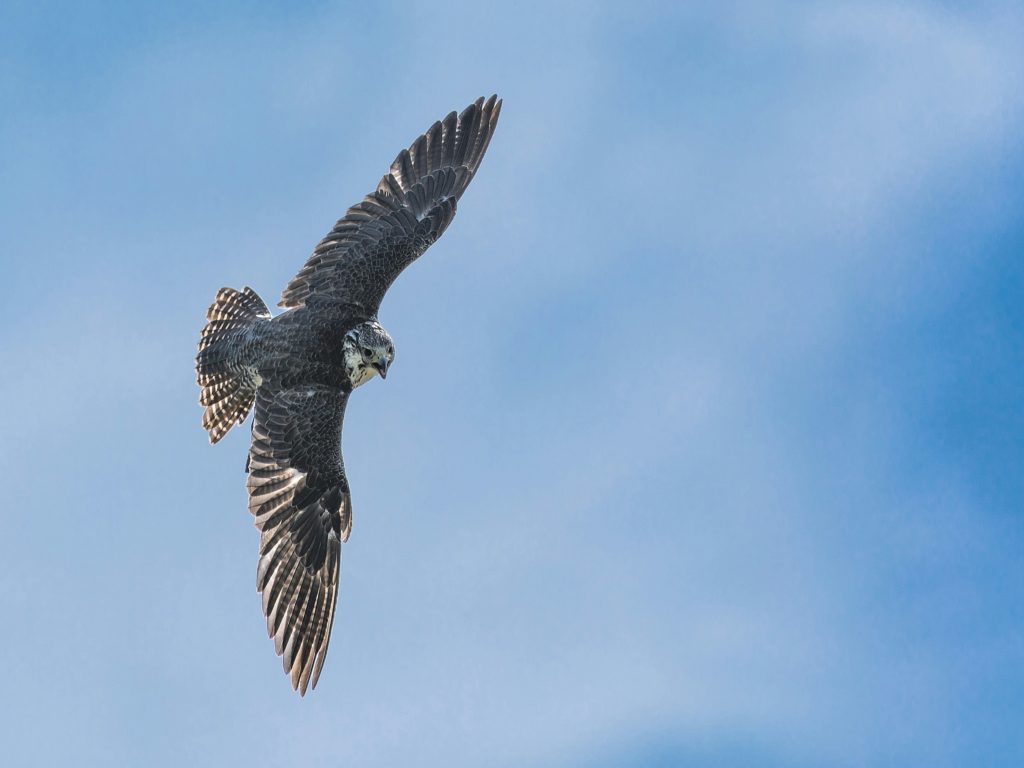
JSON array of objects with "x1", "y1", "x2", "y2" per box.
[{"x1": 195, "y1": 95, "x2": 502, "y2": 694}]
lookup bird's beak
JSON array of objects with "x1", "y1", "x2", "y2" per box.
[{"x1": 374, "y1": 360, "x2": 388, "y2": 380}]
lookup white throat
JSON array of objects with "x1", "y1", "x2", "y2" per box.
[{"x1": 343, "y1": 339, "x2": 378, "y2": 388}]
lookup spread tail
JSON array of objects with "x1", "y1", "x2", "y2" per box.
[{"x1": 196, "y1": 286, "x2": 270, "y2": 443}]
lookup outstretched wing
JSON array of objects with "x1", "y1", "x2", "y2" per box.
[
  {"x1": 280, "y1": 94, "x2": 502, "y2": 313},
  {"x1": 246, "y1": 384, "x2": 352, "y2": 695}
]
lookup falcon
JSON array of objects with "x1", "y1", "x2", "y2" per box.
[{"x1": 195, "y1": 95, "x2": 502, "y2": 694}]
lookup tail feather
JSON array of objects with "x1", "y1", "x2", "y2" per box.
[{"x1": 196, "y1": 287, "x2": 270, "y2": 443}]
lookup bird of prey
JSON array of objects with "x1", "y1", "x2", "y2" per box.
[{"x1": 195, "y1": 95, "x2": 501, "y2": 694}]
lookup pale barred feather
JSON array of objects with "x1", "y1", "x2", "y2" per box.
[{"x1": 196, "y1": 287, "x2": 270, "y2": 443}]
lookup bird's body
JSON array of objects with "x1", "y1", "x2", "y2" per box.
[
  {"x1": 211, "y1": 299, "x2": 369, "y2": 393},
  {"x1": 195, "y1": 96, "x2": 501, "y2": 694}
]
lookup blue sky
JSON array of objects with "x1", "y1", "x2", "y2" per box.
[{"x1": 1, "y1": 1, "x2": 1022, "y2": 766}]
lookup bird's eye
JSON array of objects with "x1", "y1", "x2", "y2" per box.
[{"x1": 361, "y1": 348, "x2": 373, "y2": 359}]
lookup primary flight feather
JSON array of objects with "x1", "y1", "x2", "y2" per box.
[{"x1": 195, "y1": 95, "x2": 502, "y2": 694}]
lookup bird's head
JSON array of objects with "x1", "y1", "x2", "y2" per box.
[{"x1": 343, "y1": 320, "x2": 395, "y2": 388}]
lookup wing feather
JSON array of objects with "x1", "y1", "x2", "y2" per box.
[
  {"x1": 246, "y1": 384, "x2": 351, "y2": 695},
  {"x1": 279, "y1": 95, "x2": 502, "y2": 312}
]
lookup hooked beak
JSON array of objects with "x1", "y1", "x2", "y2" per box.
[{"x1": 374, "y1": 360, "x2": 389, "y2": 380}]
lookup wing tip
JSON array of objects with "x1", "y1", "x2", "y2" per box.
[{"x1": 278, "y1": 94, "x2": 503, "y2": 309}]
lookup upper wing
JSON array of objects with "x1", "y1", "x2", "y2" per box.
[
  {"x1": 246, "y1": 383, "x2": 352, "y2": 695},
  {"x1": 279, "y1": 94, "x2": 502, "y2": 313}
]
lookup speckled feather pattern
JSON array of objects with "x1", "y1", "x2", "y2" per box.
[
  {"x1": 280, "y1": 94, "x2": 502, "y2": 313},
  {"x1": 194, "y1": 96, "x2": 501, "y2": 694}
]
